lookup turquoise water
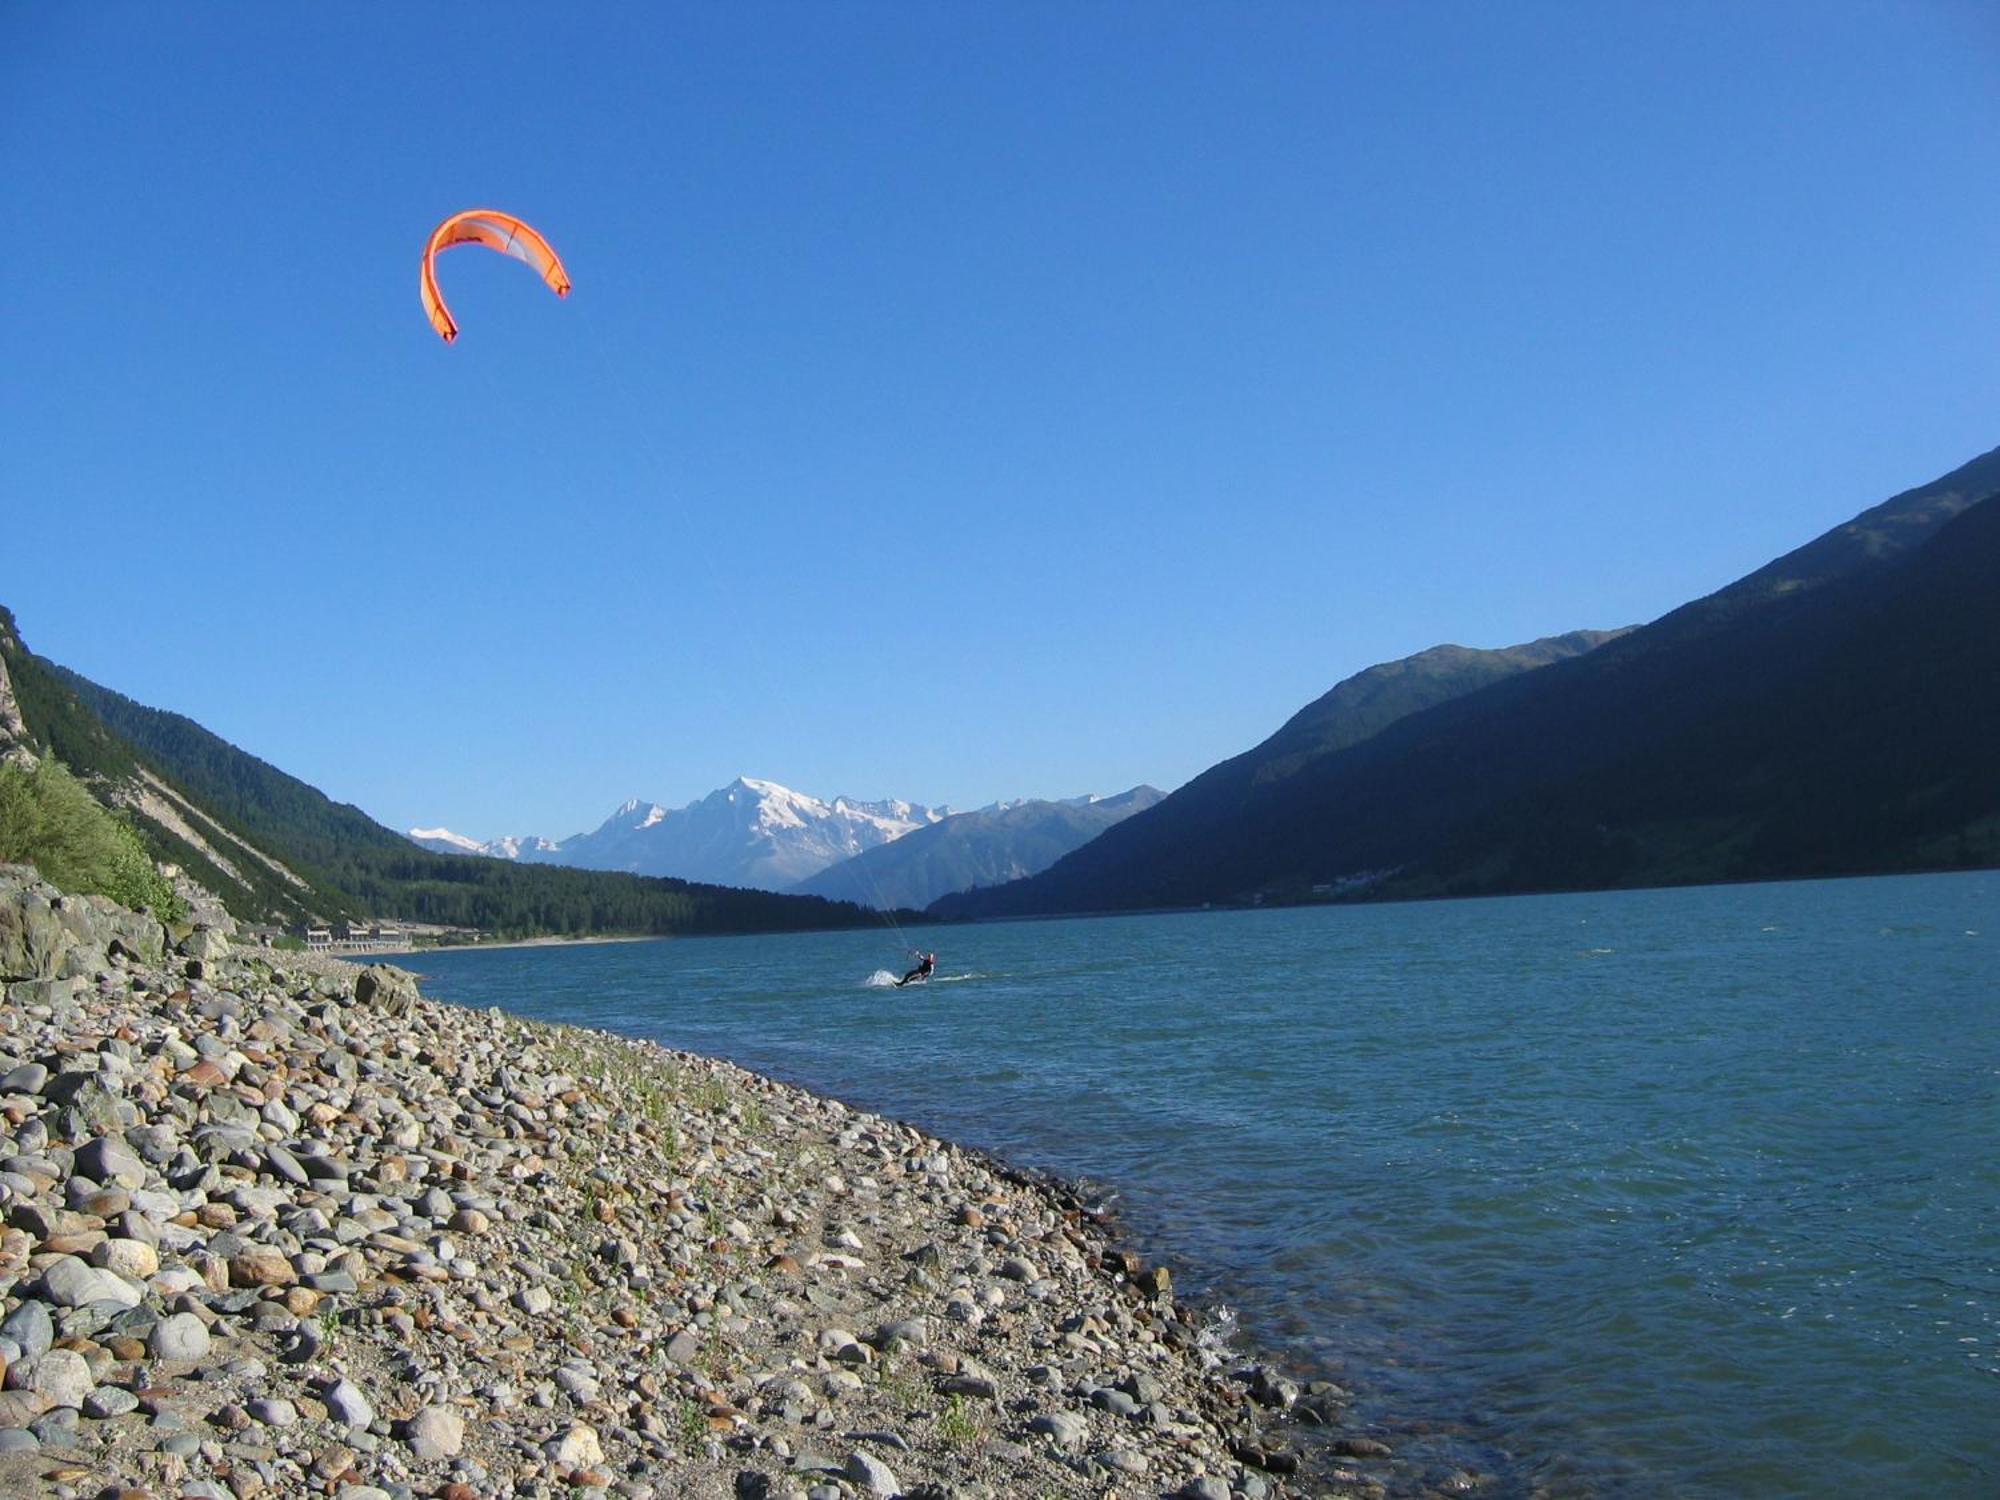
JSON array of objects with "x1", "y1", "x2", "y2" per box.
[{"x1": 402, "y1": 872, "x2": 1998, "y2": 1497}]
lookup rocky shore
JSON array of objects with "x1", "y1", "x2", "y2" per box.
[{"x1": 0, "y1": 866, "x2": 1397, "y2": 1500}]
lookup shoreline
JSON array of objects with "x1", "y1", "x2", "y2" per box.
[
  {"x1": 363, "y1": 933, "x2": 665, "y2": 957},
  {"x1": 0, "y1": 869, "x2": 1408, "y2": 1499}
]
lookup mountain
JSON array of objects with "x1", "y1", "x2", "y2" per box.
[
  {"x1": 930, "y1": 629, "x2": 1621, "y2": 915},
  {"x1": 795, "y1": 786, "x2": 1166, "y2": 909},
  {"x1": 937, "y1": 444, "x2": 2000, "y2": 916},
  {"x1": 410, "y1": 778, "x2": 948, "y2": 891},
  {"x1": 0, "y1": 612, "x2": 883, "y2": 939},
  {"x1": 409, "y1": 828, "x2": 561, "y2": 861}
]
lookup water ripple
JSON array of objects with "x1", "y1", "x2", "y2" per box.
[{"x1": 409, "y1": 870, "x2": 1998, "y2": 1499}]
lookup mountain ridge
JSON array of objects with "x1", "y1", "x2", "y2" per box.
[
  {"x1": 937, "y1": 444, "x2": 2000, "y2": 917},
  {"x1": 793, "y1": 785, "x2": 1165, "y2": 910},
  {"x1": 0, "y1": 620, "x2": 886, "y2": 940},
  {"x1": 411, "y1": 777, "x2": 949, "y2": 891}
]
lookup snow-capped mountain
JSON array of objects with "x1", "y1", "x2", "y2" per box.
[
  {"x1": 794, "y1": 785, "x2": 1165, "y2": 910},
  {"x1": 408, "y1": 828, "x2": 562, "y2": 861},
  {"x1": 408, "y1": 777, "x2": 948, "y2": 892}
]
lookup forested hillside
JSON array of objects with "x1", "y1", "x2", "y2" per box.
[{"x1": 0, "y1": 608, "x2": 886, "y2": 939}]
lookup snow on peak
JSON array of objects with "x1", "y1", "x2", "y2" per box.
[
  {"x1": 409, "y1": 826, "x2": 484, "y2": 854},
  {"x1": 417, "y1": 777, "x2": 954, "y2": 891}
]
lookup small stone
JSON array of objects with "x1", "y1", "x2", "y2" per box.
[
  {"x1": 75, "y1": 1135, "x2": 147, "y2": 1191},
  {"x1": 323, "y1": 1378, "x2": 374, "y2": 1430},
  {"x1": 91, "y1": 1237, "x2": 159, "y2": 1279},
  {"x1": 404, "y1": 1404, "x2": 465, "y2": 1461},
  {"x1": 548, "y1": 1421, "x2": 603, "y2": 1468},
  {"x1": 1333, "y1": 1434, "x2": 1394, "y2": 1458},
  {"x1": 0, "y1": 1302, "x2": 52, "y2": 1361},
  {"x1": 24, "y1": 1349, "x2": 93, "y2": 1409},
  {"x1": 0, "y1": 1391, "x2": 50, "y2": 1427},
  {"x1": 1029, "y1": 1410, "x2": 1089, "y2": 1449},
  {"x1": 83, "y1": 1386, "x2": 140, "y2": 1418},
  {"x1": 247, "y1": 1396, "x2": 299, "y2": 1427},
  {"x1": 149, "y1": 1311, "x2": 212, "y2": 1363},
  {"x1": 229, "y1": 1245, "x2": 297, "y2": 1288},
  {"x1": 0, "y1": 1063, "x2": 48, "y2": 1094},
  {"x1": 843, "y1": 1450, "x2": 899, "y2": 1495},
  {"x1": 313, "y1": 1441, "x2": 357, "y2": 1480},
  {"x1": 41, "y1": 1255, "x2": 141, "y2": 1310},
  {"x1": 1091, "y1": 1386, "x2": 1140, "y2": 1417}
]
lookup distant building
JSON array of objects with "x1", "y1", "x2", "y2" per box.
[{"x1": 332, "y1": 922, "x2": 406, "y2": 952}]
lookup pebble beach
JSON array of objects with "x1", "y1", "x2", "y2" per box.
[{"x1": 0, "y1": 867, "x2": 1399, "y2": 1500}]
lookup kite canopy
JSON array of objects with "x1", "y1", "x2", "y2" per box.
[{"x1": 420, "y1": 209, "x2": 570, "y2": 343}]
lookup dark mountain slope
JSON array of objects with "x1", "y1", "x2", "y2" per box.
[
  {"x1": 58, "y1": 669, "x2": 418, "y2": 874},
  {"x1": 942, "y1": 444, "x2": 2000, "y2": 916},
  {"x1": 931, "y1": 630, "x2": 1625, "y2": 916}
]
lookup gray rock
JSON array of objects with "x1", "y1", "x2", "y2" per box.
[
  {"x1": 1090, "y1": 1386, "x2": 1141, "y2": 1418},
  {"x1": 1028, "y1": 1410, "x2": 1090, "y2": 1449},
  {"x1": 150, "y1": 1311, "x2": 212, "y2": 1362},
  {"x1": 843, "y1": 1450, "x2": 899, "y2": 1495},
  {"x1": 29, "y1": 1406, "x2": 78, "y2": 1445},
  {"x1": 264, "y1": 1144, "x2": 308, "y2": 1185},
  {"x1": 74, "y1": 1134, "x2": 146, "y2": 1191},
  {"x1": 83, "y1": 1386, "x2": 140, "y2": 1418},
  {"x1": 0, "y1": 1300, "x2": 52, "y2": 1360},
  {"x1": 22, "y1": 1348, "x2": 93, "y2": 1409},
  {"x1": 1175, "y1": 1480, "x2": 1232, "y2": 1500},
  {"x1": 0, "y1": 882, "x2": 71, "y2": 981},
  {"x1": 404, "y1": 1403, "x2": 465, "y2": 1461},
  {"x1": 353, "y1": 965, "x2": 418, "y2": 1015},
  {"x1": 0, "y1": 1063, "x2": 47, "y2": 1095},
  {"x1": 324, "y1": 1377, "x2": 375, "y2": 1430},
  {"x1": 0, "y1": 1427, "x2": 38, "y2": 1453},
  {"x1": 179, "y1": 927, "x2": 231, "y2": 961},
  {"x1": 873, "y1": 1315, "x2": 930, "y2": 1351},
  {"x1": 247, "y1": 1396, "x2": 299, "y2": 1427},
  {"x1": 1097, "y1": 1447, "x2": 1149, "y2": 1475},
  {"x1": 40, "y1": 1254, "x2": 141, "y2": 1309}
]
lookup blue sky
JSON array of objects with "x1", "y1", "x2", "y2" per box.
[{"x1": 5, "y1": 3, "x2": 1998, "y2": 839}]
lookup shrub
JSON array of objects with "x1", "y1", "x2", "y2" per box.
[{"x1": 0, "y1": 757, "x2": 185, "y2": 920}]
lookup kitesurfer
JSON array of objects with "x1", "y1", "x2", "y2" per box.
[{"x1": 896, "y1": 952, "x2": 936, "y2": 987}]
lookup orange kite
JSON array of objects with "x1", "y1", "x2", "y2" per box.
[{"x1": 420, "y1": 210, "x2": 570, "y2": 343}]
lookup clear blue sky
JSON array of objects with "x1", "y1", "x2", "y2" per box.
[{"x1": 6, "y1": 3, "x2": 1998, "y2": 840}]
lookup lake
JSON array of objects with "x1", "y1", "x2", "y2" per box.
[{"x1": 397, "y1": 871, "x2": 1997, "y2": 1497}]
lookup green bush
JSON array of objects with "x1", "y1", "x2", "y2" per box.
[{"x1": 0, "y1": 756, "x2": 185, "y2": 921}]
